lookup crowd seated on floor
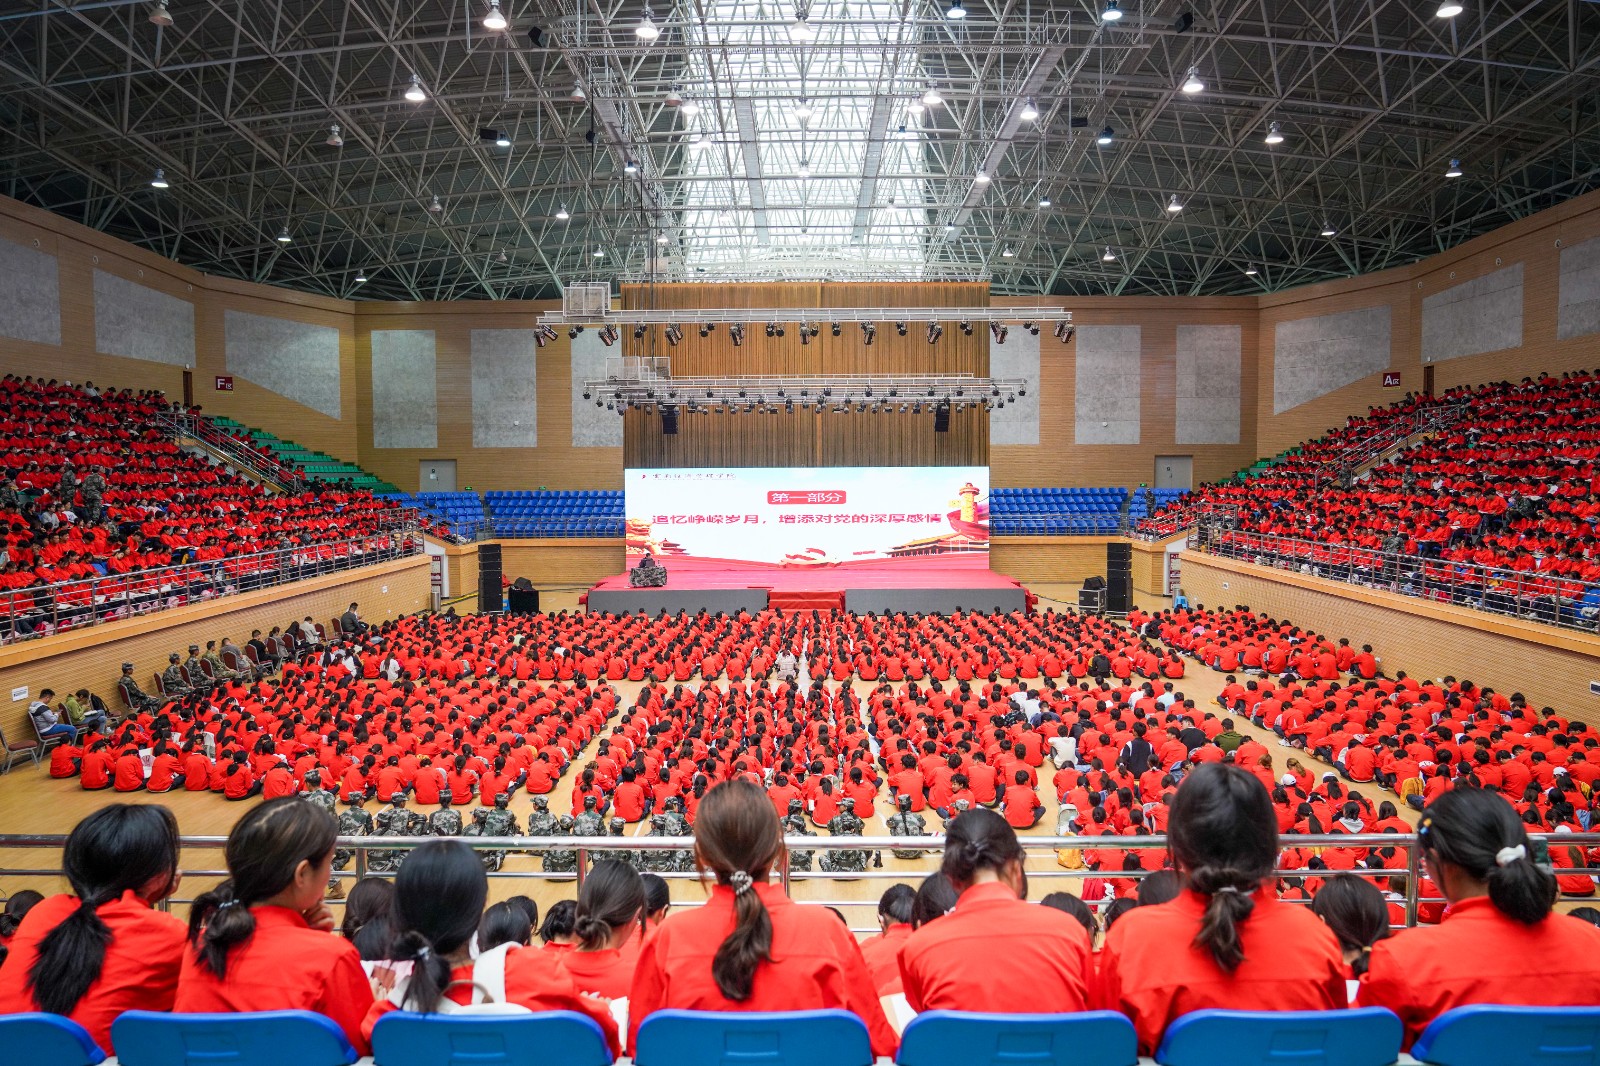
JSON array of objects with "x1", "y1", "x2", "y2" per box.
[
  {"x1": 1147, "y1": 371, "x2": 1600, "y2": 605},
  {"x1": 0, "y1": 375, "x2": 421, "y2": 643}
]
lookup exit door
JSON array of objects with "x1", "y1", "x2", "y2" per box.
[
  {"x1": 1154, "y1": 455, "x2": 1193, "y2": 490},
  {"x1": 420, "y1": 460, "x2": 457, "y2": 493}
]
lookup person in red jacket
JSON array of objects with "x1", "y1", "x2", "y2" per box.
[
  {"x1": 79, "y1": 741, "x2": 113, "y2": 790},
  {"x1": 112, "y1": 748, "x2": 145, "y2": 792},
  {"x1": 899, "y1": 807, "x2": 1091, "y2": 1013},
  {"x1": 1096, "y1": 763, "x2": 1345, "y2": 1054},
  {"x1": 1359, "y1": 787, "x2": 1600, "y2": 1047},
  {"x1": 613, "y1": 767, "x2": 649, "y2": 823},
  {"x1": 0, "y1": 805, "x2": 185, "y2": 1054},
  {"x1": 627, "y1": 778, "x2": 895, "y2": 1057},
  {"x1": 1000, "y1": 769, "x2": 1044, "y2": 828},
  {"x1": 558, "y1": 859, "x2": 644, "y2": 1002},
  {"x1": 176, "y1": 798, "x2": 373, "y2": 1054},
  {"x1": 858, "y1": 885, "x2": 915, "y2": 996},
  {"x1": 146, "y1": 743, "x2": 183, "y2": 794}
]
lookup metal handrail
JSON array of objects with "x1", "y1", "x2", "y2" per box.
[
  {"x1": 157, "y1": 411, "x2": 298, "y2": 490},
  {"x1": 1195, "y1": 525, "x2": 1600, "y2": 631},
  {"x1": 0, "y1": 527, "x2": 423, "y2": 644}
]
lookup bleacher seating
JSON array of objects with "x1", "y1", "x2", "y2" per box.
[
  {"x1": 1410, "y1": 1005, "x2": 1600, "y2": 1066},
  {"x1": 370, "y1": 1011, "x2": 614, "y2": 1066},
  {"x1": 380, "y1": 492, "x2": 488, "y2": 540},
  {"x1": 634, "y1": 1009, "x2": 872, "y2": 1066},
  {"x1": 486, "y1": 490, "x2": 625, "y2": 538},
  {"x1": 0, "y1": 1013, "x2": 106, "y2": 1066},
  {"x1": 111, "y1": 1010, "x2": 357, "y2": 1066},
  {"x1": 1155, "y1": 1009, "x2": 1402, "y2": 1066},
  {"x1": 988, "y1": 487, "x2": 1130, "y2": 535},
  {"x1": 209, "y1": 417, "x2": 399, "y2": 495},
  {"x1": 898, "y1": 1011, "x2": 1137, "y2": 1066}
]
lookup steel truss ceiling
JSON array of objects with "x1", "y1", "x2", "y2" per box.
[{"x1": 2, "y1": 0, "x2": 1597, "y2": 302}]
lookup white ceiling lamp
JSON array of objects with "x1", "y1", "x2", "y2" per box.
[
  {"x1": 1166, "y1": 193, "x2": 1183, "y2": 214},
  {"x1": 656, "y1": 234, "x2": 669, "y2": 244},
  {"x1": 429, "y1": 194, "x2": 443, "y2": 214},
  {"x1": 555, "y1": 204, "x2": 570, "y2": 220},
  {"x1": 148, "y1": 0, "x2": 173, "y2": 27},
  {"x1": 1019, "y1": 99, "x2": 1040, "y2": 122},
  {"x1": 1101, "y1": 246, "x2": 1116, "y2": 261},
  {"x1": 1436, "y1": 1, "x2": 1463, "y2": 16},
  {"x1": 496, "y1": 248, "x2": 508, "y2": 263},
  {"x1": 1000, "y1": 246, "x2": 1015, "y2": 257},
  {"x1": 1096, "y1": 125, "x2": 1115, "y2": 146},
  {"x1": 495, "y1": 131, "x2": 511, "y2": 147},
  {"x1": 665, "y1": 85, "x2": 683, "y2": 107},
  {"x1": 404, "y1": 74, "x2": 426, "y2": 103},
  {"x1": 885, "y1": 198, "x2": 900, "y2": 214},
  {"x1": 790, "y1": 13, "x2": 814, "y2": 40},
  {"x1": 1243, "y1": 263, "x2": 1258, "y2": 275},
  {"x1": 1445, "y1": 158, "x2": 1464, "y2": 178},
  {"x1": 354, "y1": 269, "x2": 368, "y2": 283},
  {"x1": 276, "y1": 225, "x2": 292, "y2": 244},
  {"x1": 690, "y1": 131, "x2": 710, "y2": 150},
  {"x1": 1181, "y1": 66, "x2": 1205, "y2": 94},
  {"x1": 635, "y1": 7, "x2": 660, "y2": 40},
  {"x1": 794, "y1": 97, "x2": 813, "y2": 122},
  {"x1": 326, "y1": 124, "x2": 344, "y2": 147},
  {"x1": 150, "y1": 168, "x2": 169, "y2": 189},
  {"x1": 907, "y1": 99, "x2": 925, "y2": 117},
  {"x1": 571, "y1": 83, "x2": 587, "y2": 102},
  {"x1": 797, "y1": 159, "x2": 811, "y2": 179},
  {"x1": 922, "y1": 85, "x2": 943, "y2": 107},
  {"x1": 973, "y1": 169, "x2": 990, "y2": 184},
  {"x1": 1101, "y1": 0, "x2": 1123, "y2": 21},
  {"x1": 623, "y1": 158, "x2": 638, "y2": 174},
  {"x1": 482, "y1": 0, "x2": 507, "y2": 30},
  {"x1": 593, "y1": 246, "x2": 605, "y2": 258},
  {"x1": 1264, "y1": 120, "x2": 1284, "y2": 145},
  {"x1": 1037, "y1": 192, "x2": 1052, "y2": 208},
  {"x1": 1320, "y1": 221, "x2": 1338, "y2": 237},
  {"x1": 945, "y1": 0, "x2": 966, "y2": 19},
  {"x1": 680, "y1": 99, "x2": 701, "y2": 117}
]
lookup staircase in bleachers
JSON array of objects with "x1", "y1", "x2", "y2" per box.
[
  {"x1": 485, "y1": 490, "x2": 625, "y2": 538},
  {"x1": 208, "y1": 417, "x2": 401, "y2": 495}
]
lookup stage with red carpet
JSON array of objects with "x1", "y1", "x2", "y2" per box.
[{"x1": 585, "y1": 553, "x2": 1030, "y2": 615}]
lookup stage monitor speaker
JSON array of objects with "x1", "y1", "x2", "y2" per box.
[
  {"x1": 479, "y1": 543, "x2": 503, "y2": 612},
  {"x1": 933, "y1": 402, "x2": 950, "y2": 433},
  {"x1": 1106, "y1": 542, "x2": 1133, "y2": 614},
  {"x1": 661, "y1": 405, "x2": 679, "y2": 435},
  {"x1": 507, "y1": 585, "x2": 540, "y2": 615}
]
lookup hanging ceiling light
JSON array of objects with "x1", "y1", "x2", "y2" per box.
[
  {"x1": 482, "y1": 0, "x2": 507, "y2": 30},
  {"x1": 429, "y1": 195, "x2": 443, "y2": 213},
  {"x1": 790, "y1": 13, "x2": 814, "y2": 39},
  {"x1": 680, "y1": 99, "x2": 701, "y2": 117},
  {"x1": 1019, "y1": 99, "x2": 1039, "y2": 122},
  {"x1": 1166, "y1": 194, "x2": 1183, "y2": 214},
  {"x1": 1181, "y1": 66, "x2": 1205, "y2": 94},
  {"x1": 945, "y1": 0, "x2": 966, "y2": 19},
  {"x1": 1097, "y1": 125, "x2": 1115, "y2": 146},
  {"x1": 592, "y1": 246, "x2": 605, "y2": 258},
  {"x1": 974, "y1": 170, "x2": 990, "y2": 184},
  {"x1": 1320, "y1": 221, "x2": 1338, "y2": 237},
  {"x1": 276, "y1": 225, "x2": 292, "y2": 244},
  {"x1": 1445, "y1": 158, "x2": 1464, "y2": 178},
  {"x1": 657, "y1": 234, "x2": 669, "y2": 244},
  {"x1": 794, "y1": 97, "x2": 813, "y2": 122},
  {"x1": 1000, "y1": 246, "x2": 1015, "y2": 257},
  {"x1": 623, "y1": 158, "x2": 638, "y2": 174},
  {"x1": 555, "y1": 204, "x2": 570, "y2": 220},
  {"x1": 665, "y1": 85, "x2": 683, "y2": 107},
  {"x1": 690, "y1": 131, "x2": 710, "y2": 150},
  {"x1": 326, "y1": 124, "x2": 344, "y2": 147},
  {"x1": 497, "y1": 130, "x2": 511, "y2": 147},
  {"x1": 1436, "y1": 1, "x2": 1463, "y2": 16},
  {"x1": 354, "y1": 269, "x2": 368, "y2": 283},
  {"x1": 571, "y1": 83, "x2": 587, "y2": 102},
  {"x1": 922, "y1": 86, "x2": 943, "y2": 107},
  {"x1": 1037, "y1": 193, "x2": 1052, "y2": 208},
  {"x1": 1101, "y1": 246, "x2": 1116, "y2": 261},
  {"x1": 1101, "y1": 0, "x2": 1123, "y2": 21},
  {"x1": 1264, "y1": 120, "x2": 1284, "y2": 145},
  {"x1": 404, "y1": 74, "x2": 426, "y2": 102},
  {"x1": 496, "y1": 249, "x2": 508, "y2": 263},
  {"x1": 1243, "y1": 263, "x2": 1258, "y2": 275},
  {"x1": 797, "y1": 159, "x2": 811, "y2": 179},
  {"x1": 635, "y1": 7, "x2": 660, "y2": 40},
  {"x1": 148, "y1": 0, "x2": 173, "y2": 27},
  {"x1": 907, "y1": 99, "x2": 926, "y2": 117},
  {"x1": 150, "y1": 168, "x2": 169, "y2": 189}
]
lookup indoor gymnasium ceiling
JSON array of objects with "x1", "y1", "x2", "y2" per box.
[{"x1": 2, "y1": 0, "x2": 1598, "y2": 302}]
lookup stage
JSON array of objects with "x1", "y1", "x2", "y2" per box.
[{"x1": 584, "y1": 554, "x2": 1030, "y2": 615}]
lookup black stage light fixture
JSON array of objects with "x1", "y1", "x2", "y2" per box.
[
  {"x1": 633, "y1": 325, "x2": 646, "y2": 339},
  {"x1": 765, "y1": 322, "x2": 776, "y2": 337},
  {"x1": 831, "y1": 322, "x2": 841, "y2": 336},
  {"x1": 959, "y1": 320, "x2": 972, "y2": 335},
  {"x1": 568, "y1": 326, "x2": 584, "y2": 339},
  {"x1": 895, "y1": 321, "x2": 908, "y2": 336},
  {"x1": 990, "y1": 322, "x2": 1008, "y2": 344},
  {"x1": 1173, "y1": 10, "x2": 1194, "y2": 32}
]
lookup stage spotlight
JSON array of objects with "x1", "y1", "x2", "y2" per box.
[
  {"x1": 861, "y1": 323, "x2": 876, "y2": 346},
  {"x1": 765, "y1": 322, "x2": 777, "y2": 337},
  {"x1": 535, "y1": 324, "x2": 558, "y2": 348},
  {"x1": 698, "y1": 325, "x2": 710, "y2": 337},
  {"x1": 801, "y1": 327, "x2": 812, "y2": 346},
  {"x1": 831, "y1": 322, "x2": 842, "y2": 336},
  {"x1": 990, "y1": 322, "x2": 1008, "y2": 344},
  {"x1": 926, "y1": 322, "x2": 943, "y2": 344},
  {"x1": 665, "y1": 324, "x2": 683, "y2": 346},
  {"x1": 959, "y1": 320, "x2": 972, "y2": 335},
  {"x1": 568, "y1": 326, "x2": 584, "y2": 339},
  {"x1": 895, "y1": 321, "x2": 908, "y2": 336},
  {"x1": 633, "y1": 325, "x2": 646, "y2": 339},
  {"x1": 1053, "y1": 321, "x2": 1071, "y2": 342},
  {"x1": 729, "y1": 324, "x2": 745, "y2": 346}
]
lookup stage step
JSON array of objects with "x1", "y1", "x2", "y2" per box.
[{"x1": 768, "y1": 589, "x2": 844, "y2": 612}]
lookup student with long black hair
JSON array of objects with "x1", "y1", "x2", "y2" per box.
[
  {"x1": 1359, "y1": 786, "x2": 1600, "y2": 1046},
  {"x1": 1096, "y1": 763, "x2": 1345, "y2": 1055},
  {"x1": 627, "y1": 778, "x2": 894, "y2": 1056},
  {"x1": 1311, "y1": 874, "x2": 1391, "y2": 1003},
  {"x1": 175, "y1": 798, "x2": 373, "y2": 1053},
  {"x1": 0, "y1": 806, "x2": 184, "y2": 1053},
  {"x1": 558, "y1": 859, "x2": 644, "y2": 1002}
]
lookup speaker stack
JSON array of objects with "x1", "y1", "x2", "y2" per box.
[
  {"x1": 478, "y1": 543, "x2": 503, "y2": 612},
  {"x1": 1106, "y1": 543, "x2": 1134, "y2": 614}
]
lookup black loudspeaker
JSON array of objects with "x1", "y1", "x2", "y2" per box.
[
  {"x1": 507, "y1": 585, "x2": 540, "y2": 615},
  {"x1": 479, "y1": 543, "x2": 503, "y2": 613},
  {"x1": 933, "y1": 402, "x2": 950, "y2": 433},
  {"x1": 661, "y1": 406, "x2": 679, "y2": 434},
  {"x1": 1106, "y1": 542, "x2": 1133, "y2": 614}
]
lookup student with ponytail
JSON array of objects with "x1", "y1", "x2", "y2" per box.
[
  {"x1": 1096, "y1": 763, "x2": 1344, "y2": 1055},
  {"x1": 0, "y1": 806, "x2": 184, "y2": 1053},
  {"x1": 558, "y1": 859, "x2": 645, "y2": 1001},
  {"x1": 361, "y1": 841, "x2": 618, "y2": 1051},
  {"x1": 174, "y1": 798, "x2": 373, "y2": 1053},
  {"x1": 627, "y1": 778, "x2": 895, "y2": 1057},
  {"x1": 1359, "y1": 786, "x2": 1600, "y2": 1046},
  {"x1": 898, "y1": 807, "x2": 1091, "y2": 1013}
]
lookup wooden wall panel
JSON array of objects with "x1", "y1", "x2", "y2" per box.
[
  {"x1": 0, "y1": 558, "x2": 430, "y2": 741},
  {"x1": 1179, "y1": 552, "x2": 1600, "y2": 713},
  {"x1": 991, "y1": 537, "x2": 1115, "y2": 585}
]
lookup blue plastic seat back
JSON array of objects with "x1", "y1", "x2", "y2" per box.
[
  {"x1": 1411, "y1": 1005, "x2": 1600, "y2": 1066},
  {"x1": 0, "y1": 1013, "x2": 107, "y2": 1066},
  {"x1": 112, "y1": 1010, "x2": 358, "y2": 1066},
  {"x1": 1156, "y1": 1008, "x2": 1402, "y2": 1066},
  {"x1": 635, "y1": 1009, "x2": 872, "y2": 1066},
  {"x1": 898, "y1": 1010, "x2": 1137, "y2": 1066},
  {"x1": 371, "y1": 1010, "x2": 611, "y2": 1066}
]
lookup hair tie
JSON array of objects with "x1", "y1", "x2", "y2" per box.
[
  {"x1": 216, "y1": 900, "x2": 241, "y2": 911},
  {"x1": 1495, "y1": 844, "x2": 1527, "y2": 867},
  {"x1": 415, "y1": 945, "x2": 432, "y2": 961},
  {"x1": 729, "y1": 870, "x2": 754, "y2": 895}
]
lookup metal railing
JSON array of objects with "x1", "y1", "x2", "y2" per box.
[
  {"x1": 0, "y1": 528, "x2": 423, "y2": 644},
  {"x1": 157, "y1": 411, "x2": 298, "y2": 490},
  {"x1": 1196, "y1": 526, "x2": 1600, "y2": 632},
  {"x1": 489, "y1": 515, "x2": 624, "y2": 539},
  {"x1": 7, "y1": 831, "x2": 1594, "y2": 935}
]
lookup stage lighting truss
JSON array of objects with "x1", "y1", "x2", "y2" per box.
[
  {"x1": 536, "y1": 306, "x2": 1071, "y2": 336},
  {"x1": 582, "y1": 367, "x2": 1028, "y2": 416}
]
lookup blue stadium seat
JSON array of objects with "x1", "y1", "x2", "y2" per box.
[
  {"x1": 0, "y1": 1013, "x2": 106, "y2": 1066},
  {"x1": 634, "y1": 1009, "x2": 871, "y2": 1066},
  {"x1": 370, "y1": 1011, "x2": 611, "y2": 1066},
  {"x1": 1410, "y1": 1005, "x2": 1600, "y2": 1066},
  {"x1": 1155, "y1": 1009, "x2": 1402, "y2": 1066},
  {"x1": 897, "y1": 1010, "x2": 1136, "y2": 1066},
  {"x1": 112, "y1": 1010, "x2": 358, "y2": 1066}
]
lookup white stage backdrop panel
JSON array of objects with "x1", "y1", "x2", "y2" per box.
[
  {"x1": 1559, "y1": 235, "x2": 1600, "y2": 341},
  {"x1": 1421, "y1": 263, "x2": 1523, "y2": 362},
  {"x1": 93, "y1": 269, "x2": 194, "y2": 366},
  {"x1": 1075, "y1": 325, "x2": 1141, "y2": 444},
  {"x1": 1176, "y1": 324, "x2": 1242, "y2": 445},
  {"x1": 989, "y1": 329, "x2": 1040, "y2": 446},
  {"x1": 0, "y1": 236, "x2": 61, "y2": 346},
  {"x1": 224, "y1": 310, "x2": 342, "y2": 418},
  {"x1": 570, "y1": 330, "x2": 622, "y2": 447},
  {"x1": 1272, "y1": 306, "x2": 1391, "y2": 414},
  {"x1": 370, "y1": 329, "x2": 437, "y2": 449},
  {"x1": 625, "y1": 467, "x2": 989, "y2": 566},
  {"x1": 471, "y1": 329, "x2": 538, "y2": 448}
]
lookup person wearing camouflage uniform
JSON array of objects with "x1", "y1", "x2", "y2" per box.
[
  {"x1": 640, "y1": 814, "x2": 691, "y2": 873},
  {"x1": 428, "y1": 793, "x2": 463, "y2": 837},
  {"x1": 159, "y1": 653, "x2": 192, "y2": 698},
  {"x1": 542, "y1": 814, "x2": 578, "y2": 873},
  {"x1": 462, "y1": 808, "x2": 503, "y2": 872},
  {"x1": 783, "y1": 802, "x2": 816, "y2": 872},
  {"x1": 117, "y1": 662, "x2": 162, "y2": 713},
  {"x1": 482, "y1": 793, "x2": 521, "y2": 868},
  {"x1": 942, "y1": 798, "x2": 971, "y2": 834},
  {"x1": 334, "y1": 792, "x2": 374, "y2": 871},
  {"x1": 299, "y1": 773, "x2": 343, "y2": 896},
  {"x1": 571, "y1": 795, "x2": 605, "y2": 842},
  {"x1": 656, "y1": 797, "x2": 693, "y2": 872},
  {"x1": 370, "y1": 792, "x2": 425, "y2": 873},
  {"x1": 600, "y1": 817, "x2": 635, "y2": 868},
  {"x1": 78, "y1": 469, "x2": 106, "y2": 525},
  {"x1": 886, "y1": 793, "x2": 929, "y2": 859},
  {"x1": 819, "y1": 797, "x2": 869, "y2": 874}
]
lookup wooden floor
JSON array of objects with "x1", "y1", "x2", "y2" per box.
[{"x1": 0, "y1": 590, "x2": 1426, "y2": 940}]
